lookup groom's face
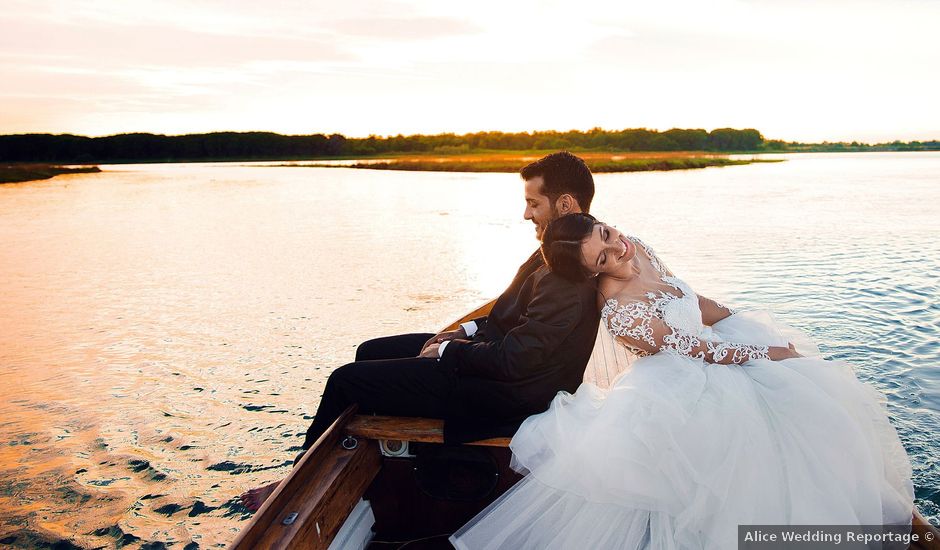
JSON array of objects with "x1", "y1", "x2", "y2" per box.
[{"x1": 523, "y1": 176, "x2": 557, "y2": 240}]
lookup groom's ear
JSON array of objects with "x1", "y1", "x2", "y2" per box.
[{"x1": 556, "y1": 193, "x2": 577, "y2": 214}]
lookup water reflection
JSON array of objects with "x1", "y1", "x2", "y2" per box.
[{"x1": 0, "y1": 153, "x2": 937, "y2": 547}]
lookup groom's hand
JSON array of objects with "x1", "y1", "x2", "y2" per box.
[
  {"x1": 419, "y1": 343, "x2": 441, "y2": 359},
  {"x1": 420, "y1": 328, "x2": 467, "y2": 355}
]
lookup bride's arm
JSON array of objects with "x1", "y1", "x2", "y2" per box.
[
  {"x1": 698, "y1": 295, "x2": 734, "y2": 326},
  {"x1": 606, "y1": 303, "x2": 799, "y2": 364}
]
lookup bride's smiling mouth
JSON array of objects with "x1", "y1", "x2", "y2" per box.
[{"x1": 618, "y1": 237, "x2": 631, "y2": 260}]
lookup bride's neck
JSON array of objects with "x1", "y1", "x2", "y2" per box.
[{"x1": 607, "y1": 254, "x2": 642, "y2": 282}]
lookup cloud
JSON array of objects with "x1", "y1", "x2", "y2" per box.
[
  {"x1": 0, "y1": 17, "x2": 352, "y2": 69},
  {"x1": 329, "y1": 16, "x2": 481, "y2": 40}
]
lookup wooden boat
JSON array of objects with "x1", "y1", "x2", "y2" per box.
[{"x1": 232, "y1": 302, "x2": 940, "y2": 550}]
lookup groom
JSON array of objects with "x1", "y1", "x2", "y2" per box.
[{"x1": 242, "y1": 151, "x2": 600, "y2": 510}]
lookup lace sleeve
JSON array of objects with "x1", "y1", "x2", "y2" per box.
[{"x1": 602, "y1": 300, "x2": 769, "y2": 365}]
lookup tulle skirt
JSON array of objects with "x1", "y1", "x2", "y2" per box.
[{"x1": 450, "y1": 311, "x2": 914, "y2": 550}]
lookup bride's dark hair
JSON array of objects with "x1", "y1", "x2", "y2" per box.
[{"x1": 540, "y1": 213, "x2": 598, "y2": 283}]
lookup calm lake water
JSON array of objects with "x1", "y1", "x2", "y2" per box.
[{"x1": 1, "y1": 152, "x2": 938, "y2": 548}]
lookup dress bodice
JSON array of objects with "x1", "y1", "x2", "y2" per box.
[
  {"x1": 602, "y1": 236, "x2": 702, "y2": 357},
  {"x1": 600, "y1": 236, "x2": 768, "y2": 363}
]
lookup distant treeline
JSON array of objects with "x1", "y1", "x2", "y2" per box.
[
  {"x1": 766, "y1": 139, "x2": 940, "y2": 152},
  {"x1": 0, "y1": 128, "x2": 937, "y2": 163}
]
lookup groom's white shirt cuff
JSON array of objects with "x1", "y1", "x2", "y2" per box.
[
  {"x1": 438, "y1": 340, "x2": 450, "y2": 357},
  {"x1": 460, "y1": 321, "x2": 478, "y2": 337}
]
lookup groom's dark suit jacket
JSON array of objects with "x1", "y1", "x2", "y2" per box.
[{"x1": 440, "y1": 251, "x2": 600, "y2": 443}]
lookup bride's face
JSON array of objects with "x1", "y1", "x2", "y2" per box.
[{"x1": 580, "y1": 223, "x2": 636, "y2": 275}]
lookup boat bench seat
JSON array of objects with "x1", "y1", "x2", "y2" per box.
[{"x1": 346, "y1": 415, "x2": 511, "y2": 447}]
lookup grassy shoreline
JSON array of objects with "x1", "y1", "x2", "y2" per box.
[
  {"x1": 1, "y1": 152, "x2": 783, "y2": 183},
  {"x1": 0, "y1": 164, "x2": 101, "y2": 184},
  {"x1": 285, "y1": 151, "x2": 784, "y2": 173}
]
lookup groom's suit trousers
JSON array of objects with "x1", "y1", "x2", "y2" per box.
[{"x1": 300, "y1": 333, "x2": 453, "y2": 450}]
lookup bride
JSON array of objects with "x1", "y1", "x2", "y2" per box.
[{"x1": 450, "y1": 213, "x2": 915, "y2": 549}]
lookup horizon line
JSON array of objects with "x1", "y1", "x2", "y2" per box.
[{"x1": 2, "y1": 128, "x2": 938, "y2": 146}]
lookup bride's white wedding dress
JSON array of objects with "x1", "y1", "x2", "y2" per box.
[{"x1": 450, "y1": 236, "x2": 914, "y2": 550}]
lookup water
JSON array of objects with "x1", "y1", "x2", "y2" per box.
[{"x1": 0, "y1": 152, "x2": 937, "y2": 547}]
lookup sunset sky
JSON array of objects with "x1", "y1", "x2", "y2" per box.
[{"x1": 1, "y1": 0, "x2": 937, "y2": 142}]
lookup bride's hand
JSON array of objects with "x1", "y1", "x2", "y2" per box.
[
  {"x1": 769, "y1": 345, "x2": 803, "y2": 360},
  {"x1": 784, "y1": 343, "x2": 803, "y2": 358}
]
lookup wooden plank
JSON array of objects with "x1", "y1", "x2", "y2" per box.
[
  {"x1": 283, "y1": 439, "x2": 381, "y2": 549},
  {"x1": 443, "y1": 300, "x2": 495, "y2": 332},
  {"x1": 346, "y1": 415, "x2": 511, "y2": 447},
  {"x1": 231, "y1": 406, "x2": 381, "y2": 550}
]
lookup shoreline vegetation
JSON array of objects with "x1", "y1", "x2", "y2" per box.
[
  {"x1": 291, "y1": 151, "x2": 783, "y2": 173},
  {"x1": 0, "y1": 164, "x2": 101, "y2": 184},
  {"x1": 2, "y1": 128, "x2": 936, "y2": 165},
  {"x1": 1, "y1": 127, "x2": 936, "y2": 182}
]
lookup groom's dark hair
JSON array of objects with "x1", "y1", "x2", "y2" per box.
[{"x1": 520, "y1": 151, "x2": 594, "y2": 212}]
